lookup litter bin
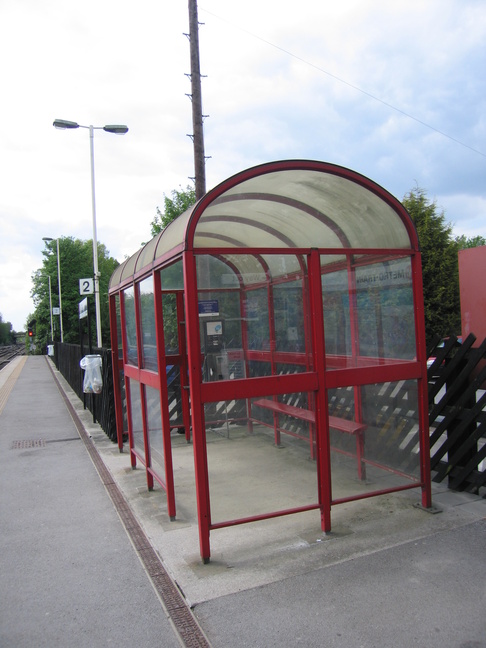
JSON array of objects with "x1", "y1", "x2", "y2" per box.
[
  {"x1": 80, "y1": 354, "x2": 103, "y2": 394},
  {"x1": 47, "y1": 345, "x2": 54, "y2": 357}
]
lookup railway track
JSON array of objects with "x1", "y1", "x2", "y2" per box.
[{"x1": 0, "y1": 345, "x2": 26, "y2": 371}]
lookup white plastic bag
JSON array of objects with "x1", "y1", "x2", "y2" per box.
[{"x1": 80, "y1": 354, "x2": 103, "y2": 394}]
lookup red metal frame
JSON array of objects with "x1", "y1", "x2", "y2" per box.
[
  {"x1": 308, "y1": 249, "x2": 332, "y2": 531},
  {"x1": 153, "y1": 270, "x2": 177, "y2": 519},
  {"x1": 109, "y1": 293, "x2": 125, "y2": 453}
]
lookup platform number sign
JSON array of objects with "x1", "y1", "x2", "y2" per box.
[{"x1": 79, "y1": 278, "x2": 94, "y2": 295}]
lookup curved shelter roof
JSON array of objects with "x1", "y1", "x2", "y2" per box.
[{"x1": 109, "y1": 160, "x2": 417, "y2": 292}]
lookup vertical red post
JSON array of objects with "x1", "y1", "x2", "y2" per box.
[
  {"x1": 184, "y1": 251, "x2": 212, "y2": 563},
  {"x1": 412, "y1": 251, "x2": 432, "y2": 508},
  {"x1": 134, "y1": 281, "x2": 153, "y2": 491},
  {"x1": 109, "y1": 293, "x2": 125, "y2": 453},
  {"x1": 153, "y1": 271, "x2": 177, "y2": 519},
  {"x1": 176, "y1": 291, "x2": 192, "y2": 443},
  {"x1": 308, "y1": 249, "x2": 332, "y2": 532},
  {"x1": 119, "y1": 289, "x2": 137, "y2": 469}
]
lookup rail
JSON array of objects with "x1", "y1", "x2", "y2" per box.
[{"x1": 0, "y1": 344, "x2": 26, "y2": 371}]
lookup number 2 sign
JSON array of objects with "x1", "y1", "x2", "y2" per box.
[{"x1": 79, "y1": 278, "x2": 94, "y2": 295}]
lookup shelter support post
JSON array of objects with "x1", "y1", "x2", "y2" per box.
[
  {"x1": 412, "y1": 252, "x2": 432, "y2": 509},
  {"x1": 184, "y1": 251, "x2": 212, "y2": 563},
  {"x1": 134, "y1": 283, "x2": 154, "y2": 492},
  {"x1": 109, "y1": 294, "x2": 125, "y2": 453},
  {"x1": 153, "y1": 270, "x2": 177, "y2": 520},
  {"x1": 119, "y1": 290, "x2": 137, "y2": 469},
  {"x1": 308, "y1": 249, "x2": 332, "y2": 532}
]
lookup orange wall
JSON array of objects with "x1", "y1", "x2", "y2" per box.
[{"x1": 459, "y1": 246, "x2": 486, "y2": 345}]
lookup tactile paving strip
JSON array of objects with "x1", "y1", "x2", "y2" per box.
[
  {"x1": 46, "y1": 357, "x2": 211, "y2": 648},
  {"x1": 0, "y1": 356, "x2": 27, "y2": 415}
]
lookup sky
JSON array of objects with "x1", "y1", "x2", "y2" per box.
[{"x1": 1, "y1": 0, "x2": 485, "y2": 332}]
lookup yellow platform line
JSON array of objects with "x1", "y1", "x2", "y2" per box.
[{"x1": 0, "y1": 356, "x2": 27, "y2": 416}]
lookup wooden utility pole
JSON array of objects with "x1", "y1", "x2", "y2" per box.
[{"x1": 188, "y1": 0, "x2": 206, "y2": 200}]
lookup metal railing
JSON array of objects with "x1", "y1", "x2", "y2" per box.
[{"x1": 53, "y1": 342, "x2": 117, "y2": 442}]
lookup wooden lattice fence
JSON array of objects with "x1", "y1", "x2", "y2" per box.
[{"x1": 427, "y1": 333, "x2": 486, "y2": 493}]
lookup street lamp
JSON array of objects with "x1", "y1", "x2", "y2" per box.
[
  {"x1": 53, "y1": 118, "x2": 129, "y2": 348},
  {"x1": 46, "y1": 274, "x2": 54, "y2": 341},
  {"x1": 42, "y1": 237, "x2": 63, "y2": 342}
]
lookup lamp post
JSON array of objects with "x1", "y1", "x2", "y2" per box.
[
  {"x1": 53, "y1": 119, "x2": 128, "y2": 348},
  {"x1": 46, "y1": 275, "x2": 54, "y2": 341},
  {"x1": 42, "y1": 237, "x2": 63, "y2": 342}
]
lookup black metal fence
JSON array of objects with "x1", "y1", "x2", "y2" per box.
[
  {"x1": 53, "y1": 337, "x2": 486, "y2": 494},
  {"x1": 53, "y1": 342, "x2": 117, "y2": 442}
]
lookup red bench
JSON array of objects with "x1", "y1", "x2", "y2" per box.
[{"x1": 251, "y1": 398, "x2": 367, "y2": 480}]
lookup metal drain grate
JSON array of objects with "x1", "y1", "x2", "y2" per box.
[{"x1": 11, "y1": 439, "x2": 47, "y2": 450}]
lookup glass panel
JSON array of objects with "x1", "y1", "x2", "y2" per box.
[
  {"x1": 273, "y1": 280, "x2": 306, "y2": 353},
  {"x1": 204, "y1": 397, "x2": 248, "y2": 429},
  {"x1": 362, "y1": 380, "x2": 421, "y2": 480},
  {"x1": 119, "y1": 370, "x2": 128, "y2": 434},
  {"x1": 162, "y1": 293, "x2": 179, "y2": 355},
  {"x1": 206, "y1": 394, "x2": 318, "y2": 524},
  {"x1": 120, "y1": 251, "x2": 140, "y2": 283},
  {"x1": 113, "y1": 294, "x2": 128, "y2": 434},
  {"x1": 123, "y1": 286, "x2": 138, "y2": 366},
  {"x1": 196, "y1": 255, "x2": 246, "y2": 383},
  {"x1": 160, "y1": 260, "x2": 184, "y2": 291},
  {"x1": 264, "y1": 254, "x2": 303, "y2": 280},
  {"x1": 113, "y1": 294, "x2": 123, "y2": 358},
  {"x1": 166, "y1": 364, "x2": 184, "y2": 430},
  {"x1": 200, "y1": 319, "x2": 244, "y2": 382},
  {"x1": 329, "y1": 380, "x2": 421, "y2": 500},
  {"x1": 129, "y1": 378, "x2": 145, "y2": 459},
  {"x1": 154, "y1": 208, "x2": 193, "y2": 258},
  {"x1": 196, "y1": 254, "x2": 309, "y2": 381},
  {"x1": 199, "y1": 291, "x2": 243, "y2": 352},
  {"x1": 248, "y1": 360, "x2": 271, "y2": 378},
  {"x1": 214, "y1": 254, "x2": 266, "y2": 286},
  {"x1": 246, "y1": 287, "x2": 270, "y2": 351},
  {"x1": 322, "y1": 267, "x2": 352, "y2": 366},
  {"x1": 109, "y1": 260, "x2": 125, "y2": 290},
  {"x1": 356, "y1": 257, "x2": 415, "y2": 360},
  {"x1": 275, "y1": 362, "x2": 307, "y2": 375},
  {"x1": 139, "y1": 276, "x2": 157, "y2": 371},
  {"x1": 196, "y1": 255, "x2": 238, "y2": 289},
  {"x1": 145, "y1": 385, "x2": 165, "y2": 480},
  {"x1": 135, "y1": 236, "x2": 159, "y2": 274}
]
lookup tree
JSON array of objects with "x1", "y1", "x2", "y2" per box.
[
  {"x1": 402, "y1": 187, "x2": 461, "y2": 345},
  {"x1": 0, "y1": 313, "x2": 15, "y2": 345},
  {"x1": 31, "y1": 237, "x2": 119, "y2": 349},
  {"x1": 455, "y1": 234, "x2": 486, "y2": 250},
  {"x1": 150, "y1": 185, "x2": 196, "y2": 237}
]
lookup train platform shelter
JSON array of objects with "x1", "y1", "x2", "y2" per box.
[{"x1": 108, "y1": 160, "x2": 432, "y2": 563}]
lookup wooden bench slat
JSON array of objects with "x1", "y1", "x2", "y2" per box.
[
  {"x1": 328, "y1": 415, "x2": 366, "y2": 436},
  {"x1": 252, "y1": 399, "x2": 365, "y2": 435},
  {"x1": 252, "y1": 399, "x2": 315, "y2": 423}
]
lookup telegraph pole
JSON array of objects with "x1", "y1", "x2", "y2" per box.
[{"x1": 187, "y1": 0, "x2": 206, "y2": 200}]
